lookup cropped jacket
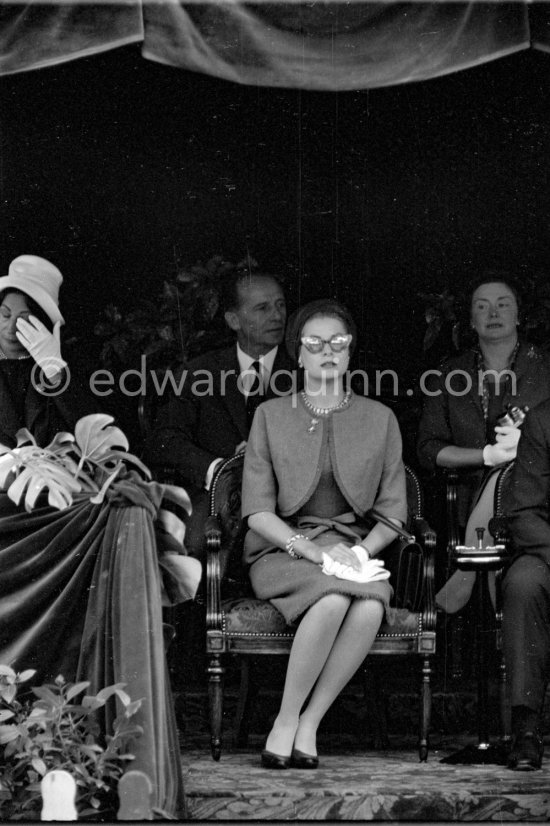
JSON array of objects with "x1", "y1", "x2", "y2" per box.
[{"x1": 242, "y1": 392, "x2": 406, "y2": 526}]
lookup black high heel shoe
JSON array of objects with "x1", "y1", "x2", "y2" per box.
[
  {"x1": 291, "y1": 748, "x2": 319, "y2": 769},
  {"x1": 261, "y1": 749, "x2": 291, "y2": 770}
]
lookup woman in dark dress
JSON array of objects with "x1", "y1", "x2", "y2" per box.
[
  {"x1": 242, "y1": 299, "x2": 407, "y2": 768},
  {"x1": 0, "y1": 254, "x2": 95, "y2": 446},
  {"x1": 417, "y1": 275, "x2": 550, "y2": 612}
]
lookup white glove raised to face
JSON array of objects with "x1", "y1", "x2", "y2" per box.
[{"x1": 16, "y1": 316, "x2": 66, "y2": 381}]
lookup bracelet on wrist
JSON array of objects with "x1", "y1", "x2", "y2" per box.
[{"x1": 285, "y1": 533, "x2": 308, "y2": 559}]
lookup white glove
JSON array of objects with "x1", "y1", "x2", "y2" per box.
[
  {"x1": 16, "y1": 316, "x2": 66, "y2": 381},
  {"x1": 322, "y1": 546, "x2": 391, "y2": 583},
  {"x1": 482, "y1": 441, "x2": 516, "y2": 467},
  {"x1": 494, "y1": 425, "x2": 521, "y2": 450}
]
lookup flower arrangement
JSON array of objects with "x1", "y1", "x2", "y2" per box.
[
  {"x1": 95, "y1": 254, "x2": 258, "y2": 374},
  {"x1": 0, "y1": 414, "x2": 150, "y2": 512},
  {"x1": 0, "y1": 665, "x2": 142, "y2": 820}
]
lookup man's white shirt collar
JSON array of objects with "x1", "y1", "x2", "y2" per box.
[{"x1": 237, "y1": 344, "x2": 278, "y2": 382}]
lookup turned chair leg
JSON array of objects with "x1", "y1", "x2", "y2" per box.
[
  {"x1": 419, "y1": 655, "x2": 432, "y2": 762},
  {"x1": 208, "y1": 653, "x2": 225, "y2": 761}
]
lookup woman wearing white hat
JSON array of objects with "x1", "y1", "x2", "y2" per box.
[{"x1": 0, "y1": 254, "x2": 95, "y2": 446}]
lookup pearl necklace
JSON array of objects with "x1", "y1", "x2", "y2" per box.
[
  {"x1": 301, "y1": 389, "x2": 352, "y2": 433},
  {"x1": 0, "y1": 347, "x2": 30, "y2": 361}
]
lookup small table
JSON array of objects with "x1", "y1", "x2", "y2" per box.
[{"x1": 441, "y1": 527, "x2": 510, "y2": 765}]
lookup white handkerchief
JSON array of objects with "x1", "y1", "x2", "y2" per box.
[{"x1": 322, "y1": 545, "x2": 391, "y2": 583}]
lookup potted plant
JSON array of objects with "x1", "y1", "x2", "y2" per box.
[{"x1": 0, "y1": 665, "x2": 143, "y2": 821}]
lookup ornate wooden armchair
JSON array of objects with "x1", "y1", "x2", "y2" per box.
[
  {"x1": 205, "y1": 454, "x2": 437, "y2": 762},
  {"x1": 444, "y1": 464, "x2": 514, "y2": 741}
]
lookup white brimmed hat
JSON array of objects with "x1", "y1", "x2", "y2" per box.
[{"x1": 0, "y1": 255, "x2": 64, "y2": 325}]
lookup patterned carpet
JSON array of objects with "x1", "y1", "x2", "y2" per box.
[
  {"x1": 172, "y1": 607, "x2": 550, "y2": 821},
  {"x1": 176, "y1": 688, "x2": 550, "y2": 822},
  {"x1": 182, "y1": 746, "x2": 550, "y2": 822}
]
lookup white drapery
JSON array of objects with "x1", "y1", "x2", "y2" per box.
[{"x1": 0, "y1": 2, "x2": 548, "y2": 89}]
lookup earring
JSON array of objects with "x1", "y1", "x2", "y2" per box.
[{"x1": 298, "y1": 357, "x2": 303, "y2": 368}]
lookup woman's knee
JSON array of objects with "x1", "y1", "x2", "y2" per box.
[
  {"x1": 349, "y1": 596, "x2": 384, "y2": 624},
  {"x1": 314, "y1": 593, "x2": 351, "y2": 616}
]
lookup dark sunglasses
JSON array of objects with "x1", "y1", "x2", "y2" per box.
[{"x1": 300, "y1": 333, "x2": 352, "y2": 354}]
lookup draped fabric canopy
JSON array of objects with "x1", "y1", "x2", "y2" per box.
[{"x1": 1, "y1": 2, "x2": 550, "y2": 89}]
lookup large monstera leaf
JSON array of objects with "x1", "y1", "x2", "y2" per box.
[
  {"x1": 0, "y1": 430, "x2": 82, "y2": 512},
  {"x1": 74, "y1": 415, "x2": 149, "y2": 476},
  {"x1": 0, "y1": 414, "x2": 150, "y2": 512}
]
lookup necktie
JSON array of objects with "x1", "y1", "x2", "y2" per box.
[{"x1": 246, "y1": 360, "x2": 263, "y2": 428}]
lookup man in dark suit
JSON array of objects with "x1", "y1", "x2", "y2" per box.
[
  {"x1": 503, "y1": 398, "x2": 550, "y2": 770},
  {"x1": 143, "y1": 270, "x2": 295, "y2": 556}
]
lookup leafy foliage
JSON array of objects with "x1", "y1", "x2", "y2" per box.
[
  {"x1": 95, "y1": 254, "x2": 258, "y2": 373},
  {"x1": 0, "y1": 665, "x2": 142, "y2": 821},
  {"x1": 418, "y1": 289, "x2": 459, "y2": 355},
  {"x1": 0, "y1": 414, "x2": 150, "y2": 512}
]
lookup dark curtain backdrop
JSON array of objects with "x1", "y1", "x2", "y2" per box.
[
  {"x1": 1, "y1": 3, "x2": 550, "y2": 440},
  {"x1": 2, "y1": 44, "x2": 550, "y2": 388}
]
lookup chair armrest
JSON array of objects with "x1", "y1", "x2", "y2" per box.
[
  {"x1": 443, "y1": 468, "x2": 460, "y2": 562},
  {"x1": 205, "y1": 515, "x2": 223, "y2": 632},
  {"x1": 412, "y1": 516, "x2": 437, "y2": 631}
]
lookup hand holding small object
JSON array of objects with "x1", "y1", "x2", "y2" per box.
[
  {"x1": 482, "y1": 441, "x2": 516, "y2": 467},
  {"x1": 16, "y1": 316, "x2": 66, "y2": 380},
  {"x1": 494, "y1": 424, "x2": 521, "y2": 449}
]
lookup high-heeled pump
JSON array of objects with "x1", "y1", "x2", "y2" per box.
[
  {"x1": 290, "y1": 748, "x2": 319, "y2": 769},
  {"x1": 261, "y1": 749, "x2": 291, "y2": 770}
]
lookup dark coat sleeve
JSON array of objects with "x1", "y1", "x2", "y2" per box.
[
  {"x1": 142, "y1": 347, "x2": 296, "y2": 490},
  {"x1": 505, "y1": 402, "x2": 550, "y2": 568},
  {"x1": 0, "y1": 360, "x2": 101, "y2": 449},
  {"x1": 42, "y1": 362, "x2": 101, "y2": 436},
  {"x1": 416, "y1": 368, "x2": 454, "y2": 472},
  {"x1": 142, "y1": 363, "x2": 226, "y2": 490}
]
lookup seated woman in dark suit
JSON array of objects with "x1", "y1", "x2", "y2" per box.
[
  {"x1": 417, "y1": 273, "x2": 550, "y2": 612},
  {"x1": 0, "y1": 254, "x2": 96, "y2": 446},
  {"x1": 242, "y1": 298, "x2": 407, "y2": 768}
]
